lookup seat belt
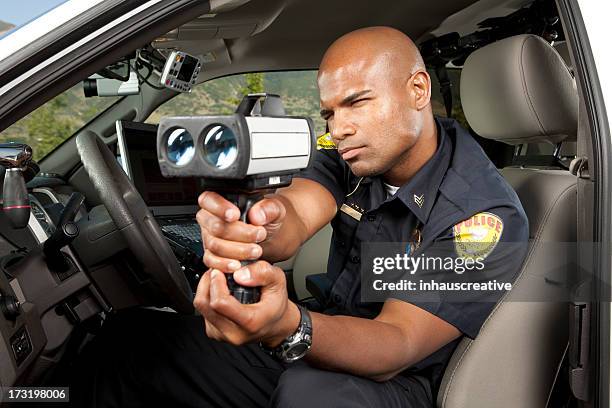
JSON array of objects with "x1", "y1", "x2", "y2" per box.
[{"x1": 435, "y1": 64, "x2": 453, "y2": 118}]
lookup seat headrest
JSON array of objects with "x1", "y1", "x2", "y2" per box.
[{"x1": 460, "y1": 34, "x2": 578, "y2": 145}]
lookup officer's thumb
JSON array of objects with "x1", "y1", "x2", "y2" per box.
[{"x1": 248, "y1": 198, "x2": 286, "y2": 227}]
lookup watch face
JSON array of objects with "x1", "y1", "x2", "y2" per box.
[{"x1": 286, "y1": 343, "x2": 309, "y2": 360}]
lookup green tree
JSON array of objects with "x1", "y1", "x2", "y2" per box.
[
  {"x1": 25, "y1": 95, "x2": 76, "y2": 160},
  {"x1": 243, "y1": 73, "x2": 265, "y2": 95},
  {"x1": 226, "y1": 72, "x2": 265, "y2": 107}
]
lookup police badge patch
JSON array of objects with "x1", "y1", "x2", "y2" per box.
[
  {"x1": 316, "y1": 132, "x2": 336, "y2": 150},
  {"x1": 453, "y1": 212, "x2": 503, "y2": 260}
]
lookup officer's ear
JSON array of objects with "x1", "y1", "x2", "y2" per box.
[{"x1": 409, "y1": 70, "x2": 431, "y2": 111}]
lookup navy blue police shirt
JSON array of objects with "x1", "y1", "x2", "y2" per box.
[{"x1": 295, "y1": 117, "x2": 529, "y2": 393}]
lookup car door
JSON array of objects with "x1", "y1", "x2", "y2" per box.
[{"x1": 558, "y1": 1, "x2": 612, "y2": 407}]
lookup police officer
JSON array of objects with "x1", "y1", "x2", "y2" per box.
[{"x1": 69, "y1": 26, "x2": 528, "y2": 407}]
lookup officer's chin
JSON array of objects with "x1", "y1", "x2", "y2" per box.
[{"x1": 346, "y1": 161, "x2": 381, "y2": 178}]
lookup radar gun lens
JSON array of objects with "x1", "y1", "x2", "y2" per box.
[
  {"x1": 203, "y1": 125, "x2": 238, "y2": 169},
  {"x1": 166, "y1": 128, "x2": 195, "y2": 166}
]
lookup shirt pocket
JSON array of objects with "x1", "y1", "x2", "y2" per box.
[{"x1": 327, "y1": 211, "x2": 360, "y2": 282}]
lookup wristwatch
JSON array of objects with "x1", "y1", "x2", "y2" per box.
[{"x1": 260, "y1": 304, "x2": 312, "y2": 363}]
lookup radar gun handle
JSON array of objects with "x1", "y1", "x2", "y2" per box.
[{"x1": 225, "y1": 192, "x2": 264, "y2": 304}]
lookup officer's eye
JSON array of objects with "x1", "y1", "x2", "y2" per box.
[{"x1": 351, "y1": 99, "x2": 368, "y2": 107}]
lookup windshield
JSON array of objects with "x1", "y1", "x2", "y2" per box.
[
  {"x1": 0, "y1": 0, "x2": 69, "y2": 39},
  {"x1": 147, "y1": 71, "x2": 327, "y2": 135}
]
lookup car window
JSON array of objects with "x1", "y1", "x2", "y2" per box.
[
  {"x1": 428, "y1": 67, "x2": 469, "y2": 130},
  {"x1": 147, "y1": 71, "x2": 327, "y2": 136},
  {"x1": 0, "y1": 84, "x2": 120, "y2": 161},
  {"x1": 150, "y1": 69, "x2": 467, "y2": 140}
]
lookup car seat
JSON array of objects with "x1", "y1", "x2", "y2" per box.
[{"x1": 437, "y1": 34, "x2": 578, "y2": 407}]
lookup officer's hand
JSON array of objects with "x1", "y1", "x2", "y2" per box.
[
  {"x1": 196, "y1": 191, "x2": 286, "y2": 271},
  {"x1": 194, "y1": 261, "x2": 300, "y2": 346}
]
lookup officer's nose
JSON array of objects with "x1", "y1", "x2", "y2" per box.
[{"x1": 329, "y1": 113, "x2": 356, "y2": 142}]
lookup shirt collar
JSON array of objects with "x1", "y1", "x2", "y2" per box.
[{"x1": 391, "y1": 118, "x2": 452, "y2": 223}]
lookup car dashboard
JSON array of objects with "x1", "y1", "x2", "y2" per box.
[
  {"x1": 0, "y1": 150, "x2": 205, "y2": 386},
  {"x1": 0, "y1": 186, "x2": 98, "y2": 386}
]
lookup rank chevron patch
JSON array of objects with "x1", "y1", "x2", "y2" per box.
[{"x1": 413, "y1": 194, "x2": 424, "y2": 208}]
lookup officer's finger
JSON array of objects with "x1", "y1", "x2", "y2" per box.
[
  {"x1": 247, "y1": 197, "x2": 286, "y2": 227},
  {"x1": 204, "y1": 312, "x2": 237, "y2": 342},
  {"x1": 194, "y1": 270, "x2": 211, "y2": 312},
  {"x1": 209, "y1": 268, "x2": 285, "y2": 339},
  {"x1": 196, "y1": 273, "x2": 245, "y2": 340},
  {"x1": 203, "y1": 250, "x2": 242, "y2": 272},
  {"x1": 201, "y1": 273, "x2": 235, "y2": 328},
  {"x1": 201, "y1": 300, "x2": 226, "y2": 330},
  {"x1": 197, "y1": 209, "x2": 267, "y2": 244},
  {"x1": 206, "y1": 314, "x2": 250, "y2": 346},
  {"x1": 203, "y1": 233, "x2": 262, "y2": 261},
  {"x1": 209, "y1": 269, "x2": 233, "y2": 303},
  {"x1": 232, "y1": 261, "x2": 286, "y2": 290},
  {"x1": 204, "y1": 319, "x2": 224, "y2": 340},
  {"x1": 206, "y1": 272, "x2": 272, "y2": 336},
  {"x1": 208, "y1": 269, "x2": 244, "y2": 318},
  {"x1": 198, "y1": 191, "x2": 240, "y2": 222}
]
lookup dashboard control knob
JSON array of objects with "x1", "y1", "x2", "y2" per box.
[
  {"x1": 43, "y1": 193, "x2": 85, "y2": 272},
  {"x1": 1, "y1": 294, "x2": 20, "y2": 320}
]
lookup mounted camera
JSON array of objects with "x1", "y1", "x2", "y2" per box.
[
  {"x1": 83, "y1": 57, "x2": 140, "y2": 97},
  {"x1": 157, "y1": 93, "x2": 315, "y2": 303},
  {"x1": 83, "y1": 72, "x2": 140, "y2": 97}
]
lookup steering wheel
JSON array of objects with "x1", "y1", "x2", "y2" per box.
[{"x1": 76, "y1": 131, "x2": 194, "y2": 313}]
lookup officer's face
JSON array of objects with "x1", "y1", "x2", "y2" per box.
[{"x1": 318, "y1": 57, "x2": 427, "y2": 179}]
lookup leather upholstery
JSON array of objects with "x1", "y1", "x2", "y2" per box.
[
  {"x1": 439, "y1": 34, "x2": 578, "y2": 407},
  {"x1": 437, "y1": 168, "x2": 576, "y2": 408},
  {"x1": 460, "y1": 34, "x2": 578, "y2": 145}
]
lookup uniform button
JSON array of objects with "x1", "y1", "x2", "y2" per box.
[
  {"x1": 351, "y1": 255, "x2": 360, "y2": 263},
  {"x1": 333, "y1": 294, "x2": 342, "y2": 304},
  {"x1": 367, "y1": 214, "x2": 377, "y2": 222}
]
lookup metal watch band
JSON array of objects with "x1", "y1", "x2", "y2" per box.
[{"x1": 260, "y1": 304, "x2": 312, "y2": 363}]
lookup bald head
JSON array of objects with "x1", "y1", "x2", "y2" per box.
[
  {"x1": 319, "y1": 26, "x2": 425, "y2": 83},
  {"x1": 316, "y1": 26, "x2": 437, "y2": 186}
]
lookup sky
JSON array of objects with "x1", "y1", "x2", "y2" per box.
[{"x1": 0, "y1": 0, "x2": 68, "y2": 26}]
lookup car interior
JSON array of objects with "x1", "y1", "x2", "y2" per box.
[{"x1": 0, "y1": 0, "x2": 594, "y2": 406}]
